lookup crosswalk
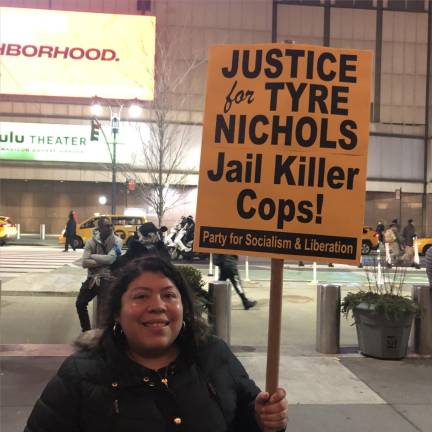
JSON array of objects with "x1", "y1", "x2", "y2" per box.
[{"x1": 0, "y1": 246, "x2": 82, "y2": 282}]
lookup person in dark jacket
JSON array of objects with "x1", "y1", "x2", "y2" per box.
[
  {"x1": 375, "y1": 221, "x2": 385, "y2": 244},
  {"x1": 112, "y1": 222, "x2": 170, "y2": 271},
  {"x1": 63, "y1": 210, "x2": 77, "y2": 252},
  {"x1": 25, "y1": 256, "x2": 288, "y2": 432},
  {"x1": 76, "y1": 217, "x2": 122, "y2": 332},
  {"x1": 402, "y1": 219, "x2": 416, "y2": 248},
  {"x1": 214, "y1": 254, "x2": 257, "y2": 310}
]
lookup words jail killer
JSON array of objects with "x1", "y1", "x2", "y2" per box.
[{"x1": 208, "y1": 152, "x2": 360, "y2": 190}]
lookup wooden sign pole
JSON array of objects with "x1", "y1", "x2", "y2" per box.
[{"x1": 265, "y1": 258, "x2": 284, "y2": 393}]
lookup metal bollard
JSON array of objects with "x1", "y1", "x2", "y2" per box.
[
  {"x1": 17, "y1": 223, "x2": 21, "y2": 239},
  {"x1": 316, "y1": 284, "x2": 340, "y2": 354},
  {"x1": 310, "y1": 262, "x2": 318, "y2": 284},
  {"x1": 245, "y1": 256, "x2": 250, "y2": 281},
  {"x1": 214, "y1": 265, "x2": 219, "y2": 281},
  {"x1": 208, "y1": 253, "x2": 214, "y2": 276},
  {"x1": 411, "y1": 285, "x2": 432, "y2": 355},
  {"x1": 413, "y1": 239, "x2": 420, "y2": 266},
  {"x1": 40, "y1": 224, "x2": 46, "y2": 240},
  {"x1": 208, "y1": 281, "x2": 231, "y2": 344}
]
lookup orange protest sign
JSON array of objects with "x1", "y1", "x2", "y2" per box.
[{"x1": 194, "y1": 43, "x2": 372, "y2": 265}]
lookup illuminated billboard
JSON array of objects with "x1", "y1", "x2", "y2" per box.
[
  {"x1": 0, "y1": 121, "x2": 202, "y2": 169},
  {"x1": 0, "y1": 7, "x2": 155, "y2": 100},
  {"x1": 0, "y1": 121, "x2": 146, "y2": 164}
]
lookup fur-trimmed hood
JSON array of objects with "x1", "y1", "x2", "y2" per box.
[{"x1": 73, "y1": 329, "x2": 104, "y2": 351}]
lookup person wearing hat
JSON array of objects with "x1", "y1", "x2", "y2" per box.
[{"x1": 112, "y1": 222, "x2": 170, "y2": 271}]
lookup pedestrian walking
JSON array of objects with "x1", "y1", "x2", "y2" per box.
[
  {"x1": 384, "y1": 222, "x2": 400, "y2": 266},
  {"x1": 375, "y1": 220, "x2": 385, "y2": 244},
  {"x1": 402, "y1": 219, "x2": 416, "y2": 247},
  {"x1": 75, "y1": 217, "x2": 122, "y2": 332},
  {"x1": 391, "y1": 218, "x2": 400, "y2": 232},
  {"x1": 214, "y1": 254, "x2": 257, "y2": 309},
  {"x1": 401, "y1": 219, "x2": 416, "y2": 266},
  {"x1": 24, "y1": 256, "x2": 288, "y2": 432},
  {"x1": 63, "y1": 210, "x2": 77, "y2": 252}
]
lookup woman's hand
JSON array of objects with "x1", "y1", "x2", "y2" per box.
[{"x1": 254, "y1": 388, "x2": 288, "y2": 432}]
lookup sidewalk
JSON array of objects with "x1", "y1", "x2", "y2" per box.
[
  {"x1": 8, "y1": 235, "x2": 60, "y2": 247},
  {"x1": 1, "y1": 265, "x2": 431, "y2": 432}
]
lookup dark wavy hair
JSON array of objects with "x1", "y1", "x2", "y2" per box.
[{"x1": 102, "y1": 256, "x2": 209, "y2": 355}]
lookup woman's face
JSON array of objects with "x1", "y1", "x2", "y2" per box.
[{"x1": 118, "y1": 271, "x2": 183, "y2": 357}]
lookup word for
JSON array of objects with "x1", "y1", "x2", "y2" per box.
[
  {"x1": 201, "y1": 229, "x2": 294, "y2": 250},
  {"x1": 222, "y1": 48, "x2": 357, "y2": 82},
  {"x1": 223, "y1": 80, "x2": 349, "y2": 116},
  {"x1": 0, "y1": 43, "x2": 119, "y2": 61}
]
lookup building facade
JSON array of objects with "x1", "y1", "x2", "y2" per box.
[{"x1": 0, "y1": 0, "x2": 431, "y2": 235}]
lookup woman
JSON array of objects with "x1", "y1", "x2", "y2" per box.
[{"x1": 25, "y1": 256, "x2": 288, "y2": 432}]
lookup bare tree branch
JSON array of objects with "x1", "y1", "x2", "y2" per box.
[{"x1": 121, "y1": 31, "x2": 205, "y2": 226}]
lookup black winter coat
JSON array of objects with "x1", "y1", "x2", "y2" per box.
[
  {"x1": 24, "y1": 333, "x2": 262, "y2": 432},
  {"x1": 65, "y1": 218, "x2": 76, "y2": 237}
]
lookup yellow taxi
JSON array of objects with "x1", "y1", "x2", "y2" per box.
[
  {"x1": 0, "y1": 216, "x2": 18, "y2": 246},
  {"x1": 415, "y1": 236, "x2": 432, "y2": 255},
  {"x1": 361, "y1": 226, "x2": 380, "y2": 255},
  {"x1": 59, "y1": 214, "x2": 147, "y2": 249}
]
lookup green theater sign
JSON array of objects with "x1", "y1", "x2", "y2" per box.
[{"x1": 0, "y1": 121, "x2": 144, "y2": 163}]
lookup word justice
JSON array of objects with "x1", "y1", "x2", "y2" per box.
[{"x1": 222, "y1": 48, "x2": 358, "y2": 83}]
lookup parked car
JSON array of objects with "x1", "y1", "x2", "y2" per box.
[
  {"x1": 361, "y1": 226, "x2": 379, "y2": 255},
  {"x1": 58, "y1": 214, "x2": 147, "y2": 249},
  {"x1": 415, "y1": 236, "x2": 432, "y2": 255},
  {"x1": 0, "y1": 216, "x2": 18, "y2": 246}
]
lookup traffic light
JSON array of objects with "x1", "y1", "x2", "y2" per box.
[{"x1": 90, "y1": 118, "x2": 100, "y2": 141}]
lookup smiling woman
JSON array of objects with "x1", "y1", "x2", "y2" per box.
[
  {"x1": 116, "y1": 271, "x2": 184, "y2": 370},
  {"x1": 24, "y1": 256, "x2": 289, "y2": 432}
]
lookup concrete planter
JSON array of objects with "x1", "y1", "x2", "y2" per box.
[{"x1": 353, "y1": 302, "x2": 414, "y2": 360}]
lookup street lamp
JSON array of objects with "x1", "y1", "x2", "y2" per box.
[
  {"x1": 110, "y1": 111, "x2": 120, "y2": 214},
  {"x1": 90, "y1": 98, "x2": 142, "y2": 214}
]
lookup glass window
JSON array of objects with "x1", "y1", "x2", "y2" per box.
[
  {"x1": 380, "y1": 10, "x2": 427, "y2": 135},
  {"x1": 276, "y1": 5, "x2": 324, "y2": 46},
  {"x1": 330, "y1": 8, "x2": 376, "y2": 117},
  {"x1": 80, "y1": 218, "x2": 96, "y2": 229}
]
